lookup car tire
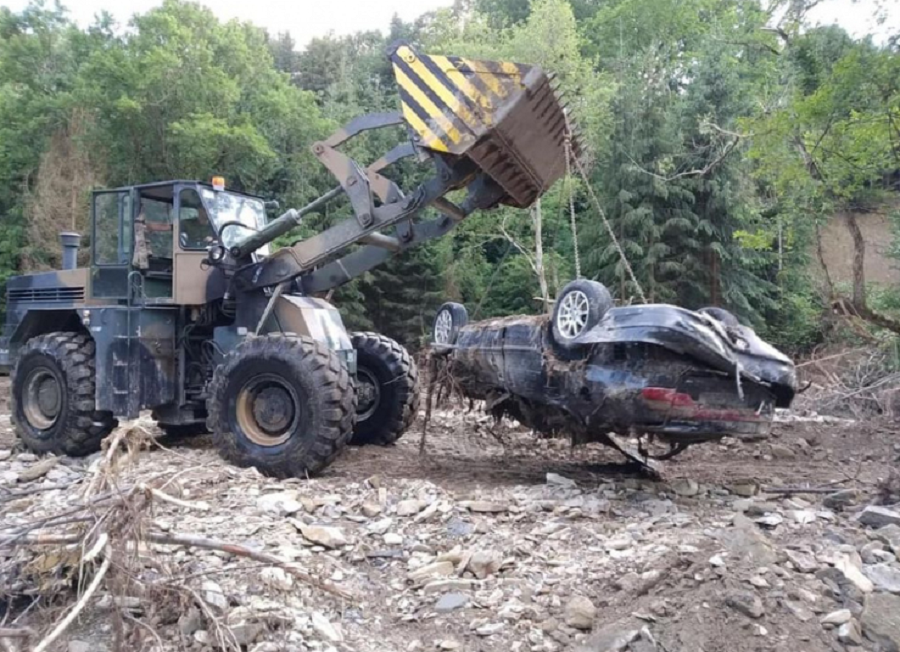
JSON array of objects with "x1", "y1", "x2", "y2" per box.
[
  {"x1": 698, "y1": 307, "x2": 739, "y2": 328},
  {"x1": 350, "y1": 332, "x2": 419, "y2": 446},
  {"x1": 552, "y1": 279, "x2": 613, "y2": 346},
  {"x1": 206, "y1": 334, "x2": 356, "y2": 477},
  {"x1": 12, "y1": 332, "x2": 117, "y2": 456},
  {"x1": 432, "y1": 302, "x2": 468, "y2": 354}
]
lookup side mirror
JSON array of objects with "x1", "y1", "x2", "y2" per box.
[{"x1": 264, "y1": 200, "x2": 280, "y2": 213}]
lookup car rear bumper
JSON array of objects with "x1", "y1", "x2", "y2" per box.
[{"x1": 638, "y1": 385, "x2": 774, "y2": 442}]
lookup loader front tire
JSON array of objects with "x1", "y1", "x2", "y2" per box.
[
  {"x1": 351, "y1": 332, "x2": 419, "y2": 445},
  {"x1": 207, "y1": 335, "x2": 356, "y2": 477},
  {"x1": 12, "y1": 332, "x2": 117, "y2": 456}
]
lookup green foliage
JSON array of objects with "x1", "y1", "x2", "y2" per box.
[{"x1": 0, "y1": 0, "x2": 898, "y2": 358}]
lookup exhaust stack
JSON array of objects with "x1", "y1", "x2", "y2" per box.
[{"x1": 60, "y1": 232, "x2": 81, "y2": 270}]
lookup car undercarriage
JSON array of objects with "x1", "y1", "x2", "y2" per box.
[{"x1": 432, "y1": 280, "x2": 798, "y2": 472}]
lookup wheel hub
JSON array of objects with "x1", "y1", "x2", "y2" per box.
[
  {"x1": 236, "y1": 375, "x2": 299, "y2": 446},
  {"x1": 356, "y1": 367, "x2": 381, "y2": 421},
  {"x1": 23, "y1": 368, "x2": 62, "y2": 430},
  {"x1": 556, "y1": 289, "x2": 590, "y2": 339},
  {"x1": 434, "y1": 310, "x2": 453, "y2": 345},
  {"x1": 252, "y1": 386, "x2": 293, "y2": 433}
]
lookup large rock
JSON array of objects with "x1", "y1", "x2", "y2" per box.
[
  {"x1": 565, "y1": 596, "x2": 598, "y2": 630},
  {"x1": 468, "y1": 550, "x2": 502, "y2": 579},
  {"x1": 836, "y1": 554, "x2": 875, "y2": 594},
  {"x1": 726, "y1": 590, "x2": 764, "y2": 618},
  {"x1": 784, "y1": 599, "x2": 815, "y2": 622},
  {"x1": 821, "y1": 609, "x2": 852, "y2": 626},
  {"x1": 771, "y1": 444, "x2": 795, "y2": 459},
  {"x1": 311, "y1": 612, "x2": 343, "y2": 642},
  {"x1": 721, "y1": 514, "x2": 778, "y2": 565},
  {"x1": 875, "y1": 524, "x2": 900, "y2": 555},
  {"x1": 859, "y1": 506, "x2": 900, "y2": 529},
  {"x1": 296, "y1": 524, "x2": 349, "y2": 549},
  {"x1": 408, "y1": 561, "x2": 455, "y2": 582},
  {"x1": 573, "y1": 627, "x2": 640, "y2": 652},
  {"x1": 864, "y1": 564, "x2": 900, "y2": 594},
  {"x1": 670, "y1": 478, "x2": 700, "y2": 497},
  {"x1": 817, "y1": 567, "x2": 867, "y2": 604},
  {"x1": 459, "y1": 500, "x2": 508, "y2": 513},
  {"x1": 256, "y1": 491, "x2": 302, "y2": 515},
  {"x1": 824, "y1": 489, "x2": 860, "y2": 510},
  {"x1": 435, "y1": 593, "x2": 469, "y2": 613},
  {"x1": 861, "y1": 593, "x2": 900, "y2": 652},
  {"x1": 839, "y1": 620, "x2": 864, "y2": 646},
  {"x1": 396, "y1": 499, "x2": 426, "y2": 516},
  {"x1": 784, "y1": 549, "x2": 819, "y2": 574}
]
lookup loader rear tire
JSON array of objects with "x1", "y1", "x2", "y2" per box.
[
  {"x1": 351, "y1": 332, "x2": 419, "y2": 445},
  {"x1": 12, "y1": 332, "x2": 117, "y2": 456},
  {"x1": 206, "y1": 334, "x2": 356, "y2": 478}
]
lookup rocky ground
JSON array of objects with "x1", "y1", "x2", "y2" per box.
[{"x1": 2, "y1": 376, "x2": 900, "y2": 652}]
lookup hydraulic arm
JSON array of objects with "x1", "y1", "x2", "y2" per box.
[{"x1": 228, "y1": 42, "x2": 580, "y2": 293}]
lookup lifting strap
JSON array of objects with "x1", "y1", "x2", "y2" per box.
[{"x1": 567, "y1": 128, "x2": 648, "y2": 304}]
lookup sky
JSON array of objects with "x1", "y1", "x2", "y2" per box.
[
  {"x1": 6, "y1": 0, "x2": 453, "y2": 46},
  {"x1": 1, "y1": 0, "x2": 898, "y2": 47}
]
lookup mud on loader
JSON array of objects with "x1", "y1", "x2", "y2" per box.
[{"x1": 0, "y1": 43, "x2": 578, "y2": 477}]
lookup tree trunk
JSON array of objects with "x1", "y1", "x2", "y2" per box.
[
  {"x1": 532, "y1": 198, "x2": 550, "y2": 312},
  {"x1": 814, "y1": 217, "x2": 836, "y2": 298},
  {"x1": 845, "y1": 212, "x2": 867, "y2": 310}
]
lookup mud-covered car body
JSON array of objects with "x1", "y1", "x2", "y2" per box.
[{"x1": 440, "y1": 299, "x2": 797, "y2": 455}]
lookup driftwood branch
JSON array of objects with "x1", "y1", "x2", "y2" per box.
[
  {"x1": 32, "y1": 554, "x2": 110, "y2": 652},
  {"x1": 147, "y1": 532, "x2": 352, "y2": 600}
]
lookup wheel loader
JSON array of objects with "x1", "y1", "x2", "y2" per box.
[{"x1": 0, "y1": 43, "x2": 578, "y2": 477}]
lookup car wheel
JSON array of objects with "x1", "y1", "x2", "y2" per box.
[
  {"x1": 432, "y1": 302, "x2": 468, "y2": 354},
  {"x1": 552, "y1": 279, "x2": 612, "y2": 346},
  {"x1": 698, "y1": 307, "x2": 739, "y2": 327}
]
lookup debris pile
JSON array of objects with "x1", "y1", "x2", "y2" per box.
[{"x1": 1, "y1": 400, "x2": 899, "y2": 651}]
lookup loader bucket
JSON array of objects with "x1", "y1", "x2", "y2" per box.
[{"x1": 389, "y1": 43, "x2": 578, "y2": 209}]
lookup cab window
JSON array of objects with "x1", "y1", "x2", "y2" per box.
[
  {"x1": 93, "y1": 191, "x2": 132, "y2": 265},
  {"x1": 178, "y1": 188, "x2": 215, "y2": 250},
  {"x1": 139, "y1": 198, "x2": 174, "y2": 259}
]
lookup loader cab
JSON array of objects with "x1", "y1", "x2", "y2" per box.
[{"x1": 90, "y1": 180, "x2": 268, "y2": 304}]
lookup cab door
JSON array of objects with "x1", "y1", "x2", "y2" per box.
[
  {"x1": 173, "y1": 184, "x2": 222, "y2": 305},
  {"x1": 90, "y1": 190, "x2": 134, "y2": 300}
]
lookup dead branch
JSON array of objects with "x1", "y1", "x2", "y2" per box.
[
  {"x1": 763, "y1": 485, "x2": 852, "y2": 495},
  {"x1": 627, "y1": 122, "x2": 746, "y2": 182},
  {"x1": 32, "y1": 553, "x2": 110, "y2": 652},
  {"x1": 421, "y1": 350, "x2": 439, "y2": 455},
  {"x1": 139, "y1": 483, "x2": 210, "y2": 511},
  {"x1": 0, "y1": 628, "x2": 34, "y2": 639},
  {"x1": 0, "y1": 481, "x2": 81, "y2": 502},
  {"x1": 146, "y1": 532, "x2": 352, "y2": 600}
]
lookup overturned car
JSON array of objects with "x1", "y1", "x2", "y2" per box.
[{"x1": 432, "y1": 280, "x2": 797, "y2": 466}]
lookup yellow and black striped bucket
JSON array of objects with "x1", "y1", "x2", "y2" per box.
[{"x1": 389, "y1": 43, "x2": 576, "y2": 209}]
